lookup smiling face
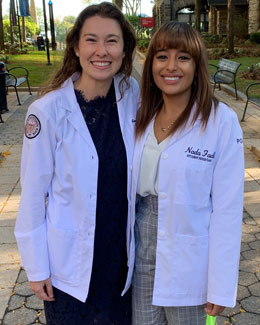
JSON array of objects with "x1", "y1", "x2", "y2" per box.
[
  {"x1": 74, "y1": 15, "x2": 125, "y2": 88},
  {"x1": 152, "y1": 48, "x2": 196, "y2": 102}
]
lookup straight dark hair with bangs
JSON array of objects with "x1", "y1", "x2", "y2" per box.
[{"x1": 135, "y1": 21, "x2": 218, "y2": 137}]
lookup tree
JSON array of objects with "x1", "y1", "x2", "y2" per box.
[
  {"x1": 82, "y1": 0, "x2": 99, "y2": 5},
  {"x1": 112, "y1": 0, "x2": 123, "y2": 10},
  {"x1": 0, "y1": 0, "x2": 4, "y2": 50},
  {"x1": 227, "y1": 0, "x2": 234, "y2": 54},
  {"x1": 123, "y1": 0, "x2": 140, "y2": 16},
  {"x1": 195, "y1": 0, "x2": 200, "y2": 32},
  {"x1": 36, "y1": 7, "x2": 44, "y2": 33},
  {"x1": 3, "y1": 17, "x2": 39, "y2": 43},
  {"x1": 55, "y1": 16, "x2": 76, "y2": 45}
]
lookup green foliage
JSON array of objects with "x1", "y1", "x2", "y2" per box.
[
  {"x1": 234, "y1": 17, "x2": 248, "y2": 38},
  {"x1": 137, "y1": 39, "x2": 150, "y2": 50},
  {"x1": 126, "y1": 14, "x2": 141, "y2": 37},
  {"x1": 250, "y1": 32, "x2": 260, "y2": 44},
  {"x1": 202, "y1": 34, "x2": 226, "y2": 47},
  {"x1": 0, "y1": 54, "x2": 9, "y2": 63},
  {"x1": 55, "y1": 16, "x2": 76, "y2": 44},
  {"x1": 25, "y1": 17, "x2": 40, "y2": 38},
  {"x1": 3, "y1": 17, "x2": 40, "y2": 43},
  {"x1": 17, "y1": 48, "x2": 28, "y2": 54}
]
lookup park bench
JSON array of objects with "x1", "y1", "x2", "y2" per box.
[
  {"x1": 4, "y1": 63, "x2": 32, "y2": 105},
  {"x1": 209, "y1": 58, "x2": 241, "y2": 100},
  {"x1": 241, "y1": 82, "x2": 260, "y2": 121}
]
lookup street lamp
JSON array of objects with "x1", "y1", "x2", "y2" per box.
[
  {"x1": 42, "y1": 0, "x2": 51, "y2": 65},
  {"x1": 48, "y1": 1, "x2": 56, "y2": 51}
]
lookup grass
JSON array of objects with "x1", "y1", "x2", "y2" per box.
[
  {"x1": 6, "y1": 49, "x2": 64, "y2": 87},
  {"x1": 208, "y1": 57, "x2": 260, "y2": 98}
]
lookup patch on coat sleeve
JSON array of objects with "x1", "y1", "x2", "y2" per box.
[{"x1": 25, "y1": 114, "x2": 41, "y2": 139}]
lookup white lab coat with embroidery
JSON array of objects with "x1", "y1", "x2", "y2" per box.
[
  {"x1": 128, "y1": 102, "x2": 244, "y2": 308},
  {"x1": 15, "y1": 73, "x2": 139, "y2": 302}
]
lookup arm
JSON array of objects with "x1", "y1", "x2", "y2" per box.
[
  {"x1": 15, "y1": 102, "x2": 56, "y2": 284},
  {"x1": 207, "y1": 109, "x2": 244, "y2": 308}
]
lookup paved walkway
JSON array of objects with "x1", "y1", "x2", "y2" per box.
[{"x1": 0, "y1": 54, "x2": 260, "y2": 324}]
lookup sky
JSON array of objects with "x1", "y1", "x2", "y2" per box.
[{"x1": 2, "y1": 0, "x2": 153, "y2": 19}]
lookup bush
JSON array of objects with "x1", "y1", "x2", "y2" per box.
[
  {"x1": 137, "y1": 39, "x2": 150, "y2": 51},
  {"x1": 250, "y1": 32, "x2": 260, "y2": 44},
  {"x1": 240, "y1": 64, "x2": 260, "y2": 81},
  {"x1": 0, "y1": 54, "x2": 8, "y2": 63},
  {"x1": 17, "y1": 48, "x2": 28, "y2": 54},
  {"x1": 203, "y1": 34, "x2": 226, "y2": 47}
]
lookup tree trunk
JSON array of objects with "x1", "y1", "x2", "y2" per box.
[
  {"x1": 22, "y1": 16, "x2": 26, "y2": 42},
  {"x1": 227, "y1": 0, "x2": 234, "y2": 55},
  {"x1": 9, "y1": 12, "x2": 14, "y2": 45},
  {"x1": 0, "y1": 0, "x2": 5, "y2": 50},
  {"x1": 195, "y1": 0, "x2": 200, "y2": 32}
]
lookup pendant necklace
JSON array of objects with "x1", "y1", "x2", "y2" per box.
[{"x1": 161, "y1": 121, "x2": 175, "y2": 132}]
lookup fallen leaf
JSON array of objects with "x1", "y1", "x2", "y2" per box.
[{"x1": 2, "y1": 151, "x2": 11, "y2": 157}]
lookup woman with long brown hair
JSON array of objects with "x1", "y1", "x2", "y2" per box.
[
  {"x1": 130, "y1": 22, "x2": 244, "y2": 324},
  {"x1": 15, "y1": 2, "x2": 139, "y2": 324}
]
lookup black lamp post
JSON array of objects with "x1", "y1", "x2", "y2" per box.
[
  {"x1": 42, "y1": 0, "x2": 51, "y2": 65},
  {"x1": 48, "y1": 1, "x2": 56, "y2": 51}
]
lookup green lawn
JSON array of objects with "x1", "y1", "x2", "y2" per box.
[
  {"x1": 208, "y1": 57, "x2": 260, "y2": 98},
  {"x1": 6, "y1": 50, "x2": 64, "y2": 87}
]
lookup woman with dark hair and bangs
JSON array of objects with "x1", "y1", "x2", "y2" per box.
[
  {"x1": 130, "y1": 22, "x2": 244, "y2": 324},
  {"x1": 15, "y1": 2, "x2": 139, "y2": 324}
]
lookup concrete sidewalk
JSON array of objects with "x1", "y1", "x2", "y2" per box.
[{"x1": 0, "y1": 54, "x2": 260, "y2": 324}]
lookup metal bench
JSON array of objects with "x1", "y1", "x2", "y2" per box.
[
  {"x1": 209, "y1": 58, "x2": 241, "y2": 100},
  {"x1": 241, "y1": 82, "x2": 260, "y2": 121},
  {"x1": 4, "y1": 63, "x2": 32, "y2": 105}
]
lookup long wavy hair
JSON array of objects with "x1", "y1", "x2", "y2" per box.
[
  {"x1": 39, "y1": 2, "x2": 136, "y2": 97},
  {"x1": 135, "y1": 21, "x2": 218, "y2": 137}
]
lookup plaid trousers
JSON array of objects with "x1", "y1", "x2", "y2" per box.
[{"x1": 132, "y1": 195, "x2": 207, "y2": 325}]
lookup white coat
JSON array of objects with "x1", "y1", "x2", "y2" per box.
[
  {"x1": 128, "y1": 102, "x2": 244, "y2": 308},
  {"x1": 15, "y1": 73, "x2": 140, "y2": 302}
]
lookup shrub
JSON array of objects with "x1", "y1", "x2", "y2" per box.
[
  {"x1": 137, "y1": 39, "x2": 150, "y2": 51},
  {"x1": 240, "y1": 64, "x2": 260, "y2": 81},
  {"x1": 0, "y1": 54, "x2": 8, "y2": 63},
  {"x1": 250, "y1": 32, "x2": 260, "y2": 44},
  {"x1": 17, "y1": 48, "x2": 28, "y2": 54}
]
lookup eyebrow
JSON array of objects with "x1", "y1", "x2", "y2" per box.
[
  {"x1": 156, "y1": 48, "x2": 167, "y2": 52},
  {"x1": 82, "y1": 33, "x2": 121, "y2": 38}
]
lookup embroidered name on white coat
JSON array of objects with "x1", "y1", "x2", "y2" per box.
[{"x1": 185, "y1": 147, "x2": 215, "y2": 162}]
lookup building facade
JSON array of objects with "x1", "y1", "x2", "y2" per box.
[{"x1": 153, "y1": 0, "x2": 260, "y2": 35}]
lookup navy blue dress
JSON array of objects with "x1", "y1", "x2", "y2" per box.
[{"x1": 44, "y1": 82, "x2": 131, "y2": 325}]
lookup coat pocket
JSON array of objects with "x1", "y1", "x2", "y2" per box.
[
  {"x1": 173, "y1": 164, "x2": 213, "y2": 207},
  {"x1": 172, "y1": 234, "x2": 209, "y2": 295},
  {"x1": 47, "y1": 221, "x2": 80, "y2": 284}
]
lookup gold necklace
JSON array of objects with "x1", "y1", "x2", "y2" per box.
[
  {"x1": 156, "y1": 103, "x2": 176, "y2": 132},
  {"x1": 161, "y1": 121, "x2": 175, "y2": 132}
]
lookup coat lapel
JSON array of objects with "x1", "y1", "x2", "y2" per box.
[{"x1": 60, "y1": 74, "x2": 97, "y2": 151}]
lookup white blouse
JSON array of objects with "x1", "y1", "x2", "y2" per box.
[{"x1": 137, "y1": 121, "x2": 171, "y2": 196}]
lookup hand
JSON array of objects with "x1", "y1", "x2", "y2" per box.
[
  {"x1": 205, "y1": 302, "x2": 225, "y2": 316},
  {"x1": 30, "y1": 277, "x2": 55, "y2": 301}
]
